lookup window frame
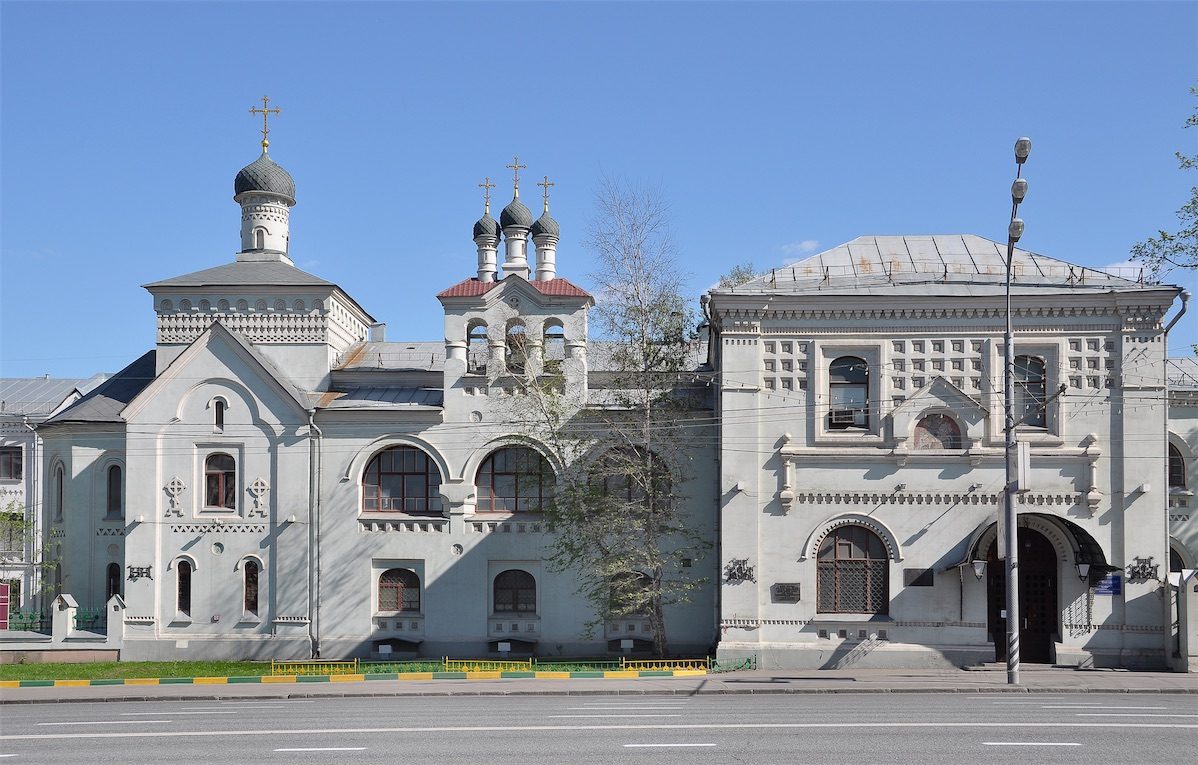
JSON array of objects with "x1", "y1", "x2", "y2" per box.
[
  {"x1": 492, "y1": 569, "x2": 537, "y2": 615},
  {"x1": 1013, "y1": 355, "x2": 1047, "y2": 428},
  {"x1": 377, "y1": 568, "x2": 421, "y2": 614},
  {"x1": 475, "y1": 446, "x2": 555, "y2": 513},
  {"x1": 243, "y1": 559, "x2": 260, "y2": 616},
  {"x1": 913, "y1": 413, "x2": 963, "y2": 450},
  {"x1": 0, "y1": 447, "x2": 22, "y2": 481},
  {"x1": 204, "y1": 453, "x2": 237, "y2": 510},
  {"x1": 361, "y1": 446, "x2": 442, "y2": 515},
  {"x1": 105, "y1": 464, "x2": 123, "y2": 519},
  {"x1": 828, "y1": 355, "x2": 870, "y2": 431},
  {"x1": 176, "y1": 559, "x2": 193, "y2": 617},
  {"x1": 105, "y1": 562, "x2": 121, "y2": 602},
  {"x1": 1169, "y1": 443, "x2": 1186, "y2": 491},
  {"x1": 816, "y1": 525, "x2": 889, "y2": 615}
]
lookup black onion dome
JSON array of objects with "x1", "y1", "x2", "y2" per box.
[
  {"x1": 234, "y1": 152, "x2": 296, "y2": 203},
  {"x1": 530, "y1": 211, "x2": 559, "y2": 238},
  {"x1": 499, "y1": 196, "x2": 533, "y2": 228},
  {"x1": 473, "y1": 212, "x2": 500, "y2": 238}
]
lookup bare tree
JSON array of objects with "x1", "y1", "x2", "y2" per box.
[
  {"x1": 511, "y1": 178, "x2": 710, "y2": 657},
  {"x1": 1132, "y1": 85, "x2": 1198, "y2": 278}
]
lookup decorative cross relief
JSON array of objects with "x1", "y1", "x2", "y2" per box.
[
  {"x1": 164, "y1": 477, "x2": 186, "y2": 518},
  {"x1": 126, "y1": 565, "x2": 152, "y2": 581},
  {"x1": 1126, "y1": 556, "x2": 1159, "y2": 583},
  {"x1": 724, "y1": 558, "x2": 756, "y2": 584},
  {"x1": 248, "y1": 477, "x2": 270, "y2": 518}
]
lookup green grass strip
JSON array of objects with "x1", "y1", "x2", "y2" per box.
[
  {"x1": 159, "y1": 677, "x2": 194, "y2": 685},
  {"x1": 227, "y1": 676, "x2": 261, "y2": 684}
]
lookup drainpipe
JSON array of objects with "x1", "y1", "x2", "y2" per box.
[
  {"x1": 307, "y1": 409, "x2": 323, "y2": 658},
  {"x1": 22, "y1": 416, "x2": 39, "y2": 610},
  {"x1": 1164, "y1": 289, "x2": 1190, "y2": 337}
]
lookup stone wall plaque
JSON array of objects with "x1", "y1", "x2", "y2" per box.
[{"x1": 771, "y1": 583, "x2": 801, "y2": 603}]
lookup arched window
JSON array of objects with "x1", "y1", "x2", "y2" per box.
[
  {"x1": 204, "y1": 453, "x2": 236, "y2": 510},
  {"x1": 362, "y1": 446, "x2": 441, "y2": 515},
  {"x1": 176, "y1": 560, "x2": 192, "y2": 616},
  {"x1": 1169, "y1": 444, "x2": 1186, "y2": 490},
  {"x1": 543, "y1": 321, "x2": 565, "y2": 374},
  {"x1": 828, "y1": 356, "x2": 869, "y2": 430},
  {"x1": 106, "y1": 465, "x2": 123, "y2": 519},
  {"x1": 476, "y1": 447, "x2": 554, "y2": 513},
  {"x1": 493, "y1": 569, "x2": 536, "y2": 614},
  {"x1": 817, "y1": 525, "x2": 889, "y2": 614},
  {"x1": 467, "y1": 321, "x2": 488, "y2": 375},
  {"x1": 54, "y1": 465, "x2": 64, "y2": 521},
  {"x1": 213, "y1": 399, "x2": 225, "y2": 431},
  {"x1": 378, "y1": 568, "x2": 420, "y2": 612},
  {"x1": 254, "y1": 228, "x2": 265, "y2": 249},
  {"x1": 506, "y1": 322, "x2": 527, "y2": 375},
  {"x1": 243, "y1": 560, "x2": 260, "y2": 616},
  {"x1": 1014, "y1": 355, "x2": 1047, "y2": 428},
  {"x1": 609, "y1": 571, "x2": 652, "y2": 617},
  {"x1": 106, "y1": 562, "x2": 121, "y2": 601},
  {"x1": 913, "y1": 414, "x2": 962, "y2": 450}
]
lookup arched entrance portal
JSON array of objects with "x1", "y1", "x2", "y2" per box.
[{"x1": 987, "y1": 528, "x2": 1058, "y2": 664}]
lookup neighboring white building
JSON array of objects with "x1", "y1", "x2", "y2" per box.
[
  {"x1": 36, "y1": 144, "x2": 717, "y2": 661},
  {"x1": 709, "y1": 237, "x2": 1185, "y2": 669},
  {"x1": 0, "y1": 376, "x2": 106, "y2": 608},
  {"x1": 1168, "y1": 357, "x2": 1198, "y2": 573}
]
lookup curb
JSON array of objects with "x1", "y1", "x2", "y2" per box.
[{"x1": 0, "y1": 668, "x2": 708, "y2": 690}]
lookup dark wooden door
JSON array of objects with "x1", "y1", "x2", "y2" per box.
[{"x1": 987, "y1": 528, "x2": 1058, "y2": 663}]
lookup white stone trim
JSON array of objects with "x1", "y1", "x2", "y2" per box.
[{"x1": 801, "y1": 513, "x2": 903, "y2": 562}]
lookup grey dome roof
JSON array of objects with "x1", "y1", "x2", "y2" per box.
[
  {"x1": 473, "y1": 212, "x2": 500, "y2": 238},
  {"x1": 500, "y1": 196, "x2": 533, "y2": 228},
  {"x1": 234, "y1": 152, "x2": 296, "y2": 203},
  {"x1": 530, "y1": 211, "x2": 559, "y2": 238}
]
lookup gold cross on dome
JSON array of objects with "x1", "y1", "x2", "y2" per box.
[
  {"x1": 537, "y1": 175, "x2": 555, "y2": 213},
  {"x1": 506, "y1": 155, "x2": 527, "y2": 195},
  {"x1": 479, "y1": 177, "x2": 495, "y2": 214},
  {"x1": 249, "y1": 95, "x2": 281, "y2": 151}
]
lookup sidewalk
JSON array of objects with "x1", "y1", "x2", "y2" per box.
[{"x1": 1, "y1": 666, "x2": 1194, "y2": 704}]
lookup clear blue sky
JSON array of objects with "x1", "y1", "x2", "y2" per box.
[{"x1": 2, "y1": 1, "x2": 1195, "y2": 379}]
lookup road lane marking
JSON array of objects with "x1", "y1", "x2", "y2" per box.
[
  {"x1": 983, "y1": 742, "x2": 1081, "y2": 747},
  {"x1": 274, "y1": 747, "x2": 366, "y2": 752},
  {"x1": 181, "y1": 706, "x2": 291, "y2": 711},
  {"x1": 5, "y1": 721, "x2": 1197, "y2": 741},
  {"x1": 550, "y1": 715, "x2": 683, "y2": 718},
  {"x1": 36, "y1": 721, "x2": 171, "y2": 727},
  {"x1": 1043, "y1": 706, "x2": 1167, "y2": 710},
  {"x1": 121, "y1": 711, "x2": 239, "y2": 716},
  {"x1": 1075, "y1": 714, "x2": 1198, "y2": 718},
  {"x1": 567, "y1": 706, "x2": 686, "y2": 710},
  {"x1": 624, "y1": 743, "x2": 715, "y2": 748}
]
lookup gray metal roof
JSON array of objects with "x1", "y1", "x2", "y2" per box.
[
  {"x1": 338, "y1": 342, "x2": 446, "y2": 372},
  {"x1": 0, "y1": 376, "x2": 105, "y2": 417},
  {"x1": 323, "y1": 387, "x2": 444, "y2": 409},
  {"x1": 530, "y1": 211, "x2": 559, "y2": 238},
  {"x1": 1168, "y1": 357, "x2": 1198, "y2": 391},
  {"x1": 473, "y1": 212, "x2": 500, "y2": 239},
  {"x1": 143, "y1": 261, "x2": 335, "y2": 289},
  {"x1": 500, "y1": 196, "x2": 533, "y2": 229},
  {"x1": 234, "y1": 152, "x2": 296, "y2": 202},
  {"x1": 42, "y1": 352, "x2": 156, "y2": 425},
  {"x1": 717, "y1": 235, "x2": 1160, "y2": 296},
  {"x1": 587, "y1": 339, "x2": 710, "y2": 373}
]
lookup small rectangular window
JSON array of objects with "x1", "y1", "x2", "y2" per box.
[
  {"x1": 781, "y1": 342, "x2": 792, "y2": 354},
  {"x1": 913, "y1": 376, "x2": 925, "y2": 388},
  {"x1": 1087, "y1": 358, "x2": 1099, "y2": 370},
  {"x1": 764, "y1": 379, "x2": 775, "y2": 390},
  {"x1": 951, "y1": 340, "x2": 963, "y2": 353},
  {"x1": 932, "y1": 341, "x2": 944, "y2": 353},
  {"x1": 0, "y1": 448, "x2": 21, "y2": 480},
  {"x1": 951, "y1": 359, "x2": 963, "y2": 371},
  {"x1": 903, "y1": 569, "x2": 935, "y2": 587},
  {"x1": 932, "y1": 359, "x2": 944, "y2": 371},
  {"x1": 912, "y1": 341, "x2": 924, "y2": 353},
  {"x1": 781, "y1": 378, "x2": 793, "y2": 390},
  {"x1": 913, "y1": 359, "x2": 925, "y2": 371},
  {"x1": 764, "y1": 360, "x2": 775, "y2": 372},
  {"x1": 1086, "y1": 339, "x2": 1100, "y2": 351},
  {"x1": 1069, "y1": 340, "x2": 1081, "y2": 352},
  {"x1": 764, "y1": 342, "x2": 775, "y2": 354},
  {"x1": 892, "y1": 341, "x2": 905, "y2": 353},
  {"x1": 796, "y1": 342, "x2": 808, "y2": 353},
  {"x1": 970, "y1": 340, "x2": 983, "y2": 353},
  {"x1": 781, "y1": 359, "x2": 792, "y2": 372},
  {"x1": 893, "y1": 360, "x2": 905, "y2": 372}
]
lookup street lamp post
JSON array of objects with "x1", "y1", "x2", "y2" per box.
[{"x1": 1003, "y1": 137, "x2": 1031, "y2": 685}]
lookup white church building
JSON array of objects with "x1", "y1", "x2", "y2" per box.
[{"x1": 33, "y1": 127, "x2": 1189, "y2": 668}]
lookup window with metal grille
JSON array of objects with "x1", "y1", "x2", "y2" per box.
[
  {"x1": 817, "y1": 525, "x2": 889, "y2": 614},
  {"x1": 54, "y1": 465, "x2": 63, "y2": 520},
  {"x1": 204, "y1": 453, "x2": 236, "y2": 509},
  {"x1": 0, "y1": 448, "x2": 22, "y2": 480},
  {"x1": 493, "y1": 569, "x2": 536, "y2": 614},
  {"x1": 176, "y1": 560, "x2": 192, "y2": 616},
  {"x1": 1014, "y1": 355, "x2": 1046, "y2": 427},
  {"x1": 362, "y1": 446, "x2": 441, "y2": 514},
  {"x1": 0, "y1": 513, "x2": 22, "y2": 555},
  {"x1": 378, "y1": 568, "x2": 420, "y2": 612},
  {"x1": 1169, "y1": 444, "x2": 1186, "y2": 490},
  {"x1": 828, "y1": 356, "x2": 869, "y2": 430},
  {"x1": 592, "y1": 447, "x2": 670, "y2": 508},
  {"x1": 476, "y1": 447, "x2": 554, "y2": 513},
  {"x1": 106, "y1": 465, "x2": 123, "y2": 519},
  {"x1": 244, "y1": 560, "x2": 260, "y2": 615}
]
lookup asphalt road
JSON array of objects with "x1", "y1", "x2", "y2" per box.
[{"x1": 0, "y1": 693, "x2": 1194, "y2": 764}]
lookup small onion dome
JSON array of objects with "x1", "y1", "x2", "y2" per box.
[
  {"x1": 473, "y1": 212, "x2": 500, "y2": 239},
  {"x1": 499, "y1": 196, "x2": 533, "y2": 229},
  {"x1": 530, "y1": 211, "x2": 559, "y2": 238},
  {"x1": 234, "y1": 152, "x2": 296, "y2": 203}
]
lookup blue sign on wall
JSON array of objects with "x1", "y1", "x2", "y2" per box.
[{"x1": 1093, "y1": 574, "x2": 1122, "y2": 595}]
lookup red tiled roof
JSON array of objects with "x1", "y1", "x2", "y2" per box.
[{"x1": 436, "y1": 277, "x2": 591, "y2": 300}]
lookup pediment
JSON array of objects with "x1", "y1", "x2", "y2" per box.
[{"x1": 889, "y1": 376, "x2": 988, "y2": 446}]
